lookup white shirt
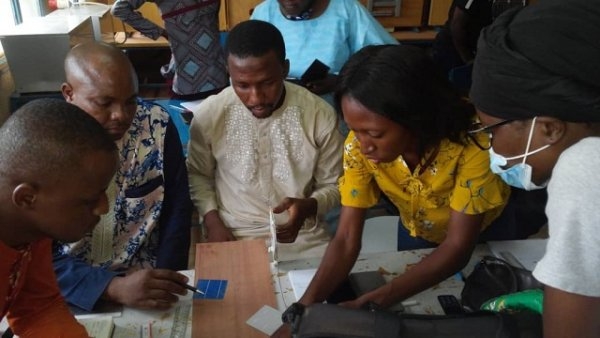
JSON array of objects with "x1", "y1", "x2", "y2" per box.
[
  {"x1": 187, "y1": 82, "x2": 343, "y2": 245},
  {"x1": 533, "y1": 137, "x2": 600, "y2": 296}
]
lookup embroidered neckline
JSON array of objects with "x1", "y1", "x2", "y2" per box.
[{"x1": 284, "y1": 7, "x2": 313, "y2": 21}]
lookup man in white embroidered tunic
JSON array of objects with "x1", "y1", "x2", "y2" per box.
[{"x1": 187, "y1": 20, "x2": 343, "y2": 261}]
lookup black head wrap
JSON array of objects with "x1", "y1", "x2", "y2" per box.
[{"x1": 471, "y1": 0, "x2": 600, "y2": 122}]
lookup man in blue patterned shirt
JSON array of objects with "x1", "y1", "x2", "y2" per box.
[{"x1": 52, "y1": 42, "x2": 193, "y2": 311}]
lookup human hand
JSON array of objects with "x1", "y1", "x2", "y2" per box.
[
  {"x1": 104, "y1": 269, "x2": 188, "y2": 310},
  {"x1": 203, "y1": 210, "x2": 236, "y2": 242},
  {"x1": 272, "y1": 197, "x2": 317, "y2": 243},
  {"x1": 339, "y1": 296, "x2": 369, "y2": 310},
  {"x1": 270, "y1": 323, "x2": 292, "y2": 338},
  {"x1": 305, "y1": 74, "x2": 338, "y2": 95}
]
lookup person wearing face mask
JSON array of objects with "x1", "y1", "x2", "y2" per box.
[
  {"x1": 470, "y1": 0, "x2": 600, "y2": 337},
  {"x1": 470, "y1": 117, "x2": 550, "y2": 191}
]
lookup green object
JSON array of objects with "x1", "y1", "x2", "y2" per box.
[{"x1": 481, "y1": 289, "x2": 544, "y2": 314}]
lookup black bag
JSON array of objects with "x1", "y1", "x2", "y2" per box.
[
  {"x1": 293, "y1": 303, "x2": 541, "y2": 338},
  {"x1": 461, "y1": 256, "x2": 544, "y2": 311}
]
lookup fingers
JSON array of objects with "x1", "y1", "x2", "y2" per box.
[
  {"x1": 116, "y1": 269, "x2": 192, "y2": 309},
  {"x1": 276, "y1": 225, "x2": 300, "y2": 243},
  {"x1": 272, "y1": 197, "x2": 294, "y2": 213},
  {"x1": 146, "y1": 269, "x2": 189, "y2": 296}
]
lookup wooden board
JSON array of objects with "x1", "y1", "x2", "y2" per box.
[{"x1": 193, "y1": 239, "x2": 277, "y2": 337}]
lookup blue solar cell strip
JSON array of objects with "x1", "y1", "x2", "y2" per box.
[{"x1": 194, "y1": 279, "x2": 228, "y2": 299}]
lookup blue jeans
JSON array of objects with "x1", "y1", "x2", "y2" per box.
[{"x1": 397, "y1": 219, "x2": 437, "y2": 251}]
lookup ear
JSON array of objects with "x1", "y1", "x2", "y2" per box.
[
  {"x1": 61, "y1": 82, "x2": 73, "y2": 102},
  {"x1": 12, "y1": 183, "x2": 38, "y2": 209},
  {"x1": 536, "y1": 116, "x2": 565, "y2": 145}
]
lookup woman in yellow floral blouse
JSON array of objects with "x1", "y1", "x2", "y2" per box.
[{"x1": 296, "y1": 45, "x2": 510, "y2": 310}]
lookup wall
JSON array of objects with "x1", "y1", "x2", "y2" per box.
[{"x1": 0, "y1": 54, "x2": 14, "y2": 123}]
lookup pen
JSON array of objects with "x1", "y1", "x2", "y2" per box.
[{"x1": 181, "y1": 282, "x2": 204, "y2": 295}]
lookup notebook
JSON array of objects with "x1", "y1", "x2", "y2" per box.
[{"x1": 78, "y1": 315, "x2": 115, "y2": 338}]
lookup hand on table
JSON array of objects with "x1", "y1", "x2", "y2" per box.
[{"x1": 104, "y1": 269, "x2": 189, "y2": 310}]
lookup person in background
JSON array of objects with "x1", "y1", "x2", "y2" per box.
[
  {"x1": 251, "y1": 0, "x2": 397, "y2": 227},
  {"x1": 274, "y1": 44, "x2": 509, "y2": 336},
  {"x1": 431, "y1": 0, "x2": 526, "y2": 84},
  {"x1": 470, "y1": 1, "x2": 600, "y2": 337},
  {"x1": 53, "y1": 41, "x2": 192, "y2": 312},
  {"x1": 0, "y1": 99, "x2": 118, "y2": 337},
  {"x1": 250, "y1": 0, "x2": 397, "y2": 99},
  {"x1": 112, "y1": 0, "x2": 228, "y2": 100},
  {"x1": 187, "y1": 20, "x2": 343, "y2": 261}
]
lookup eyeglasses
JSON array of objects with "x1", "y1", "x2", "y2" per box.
[{"x1": 467, "y1": 119, "x2": 515, "y2": 150}]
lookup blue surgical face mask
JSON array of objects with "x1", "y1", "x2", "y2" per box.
[{"x1": 489, "y1": 117, "x2": 550, "y2": 191}]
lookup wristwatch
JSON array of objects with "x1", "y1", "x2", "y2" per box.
[{"x1": 281, "y1": 302, "x2": 305, "y2": 332}]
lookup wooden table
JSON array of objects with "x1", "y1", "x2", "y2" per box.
[
  {"x1": 193, "y1": 239, "x2": 277, "y2": 337},
  {"x1": 103, "y1": 32, "x2": 169, "y2": 48}
]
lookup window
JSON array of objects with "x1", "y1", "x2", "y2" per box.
[{"x1": 0, "y1": 0, "x2": 46, "y2": 53}]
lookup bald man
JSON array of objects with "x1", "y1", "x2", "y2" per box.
[
  {"x1": 1, "y1": 99, "x2": 118, "y2": 337},
  {"x1": 53, "y1": 42, "x2": 193, "y2": 311}
]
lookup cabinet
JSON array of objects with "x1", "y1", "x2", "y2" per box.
[
  {"x1": 359, "y1": 0, "x2": 426, "y2": 29},
  {"x1": 0, "y1": 6, "x2": 107, "y2": 93},
  {"x1": 218, "y1": 0, "x2": 262, "y2": 31},
  {"x1": 428, "y1": 0, "x2": 452, "y2": 26}
]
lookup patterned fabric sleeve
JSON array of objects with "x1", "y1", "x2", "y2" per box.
[
  {"x1": 339, "y1": 132, "x2": 380, "y2": 209},
  {"x1": 307, "y1": 101, "x2": 344, "y2": 216},
  {"x1": 111, "y1": 0, "x2": 165, "y2": 40},
  {"x1": 449, "y1": 138, "x2": 509, "y2": 215}
]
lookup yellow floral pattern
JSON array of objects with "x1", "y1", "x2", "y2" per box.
[{"x1": 340, "y1": 131, "x2": 510, "y2": 244}]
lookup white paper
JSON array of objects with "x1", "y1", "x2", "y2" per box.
[
  {"x1": 488, "y1": 239, "x2": 548, "y2": 271},
  {"x1": 287, "y1": 268, "x2": 317, "y2": 300},
  {"x1": 246, "y1": 305, "x2": 282, "y2": 336}
]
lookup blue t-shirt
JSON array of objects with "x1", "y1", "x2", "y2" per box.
[{"x1": 251, "y1": 0, "x2": 398, "y2": 78}]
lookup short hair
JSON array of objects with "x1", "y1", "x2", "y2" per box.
[
  {"x1": 0, "y1": 99, "x2": 117, "y2": 183},
  {"x1": 334, "y1": 45, "x2": 474, "y2": 156},
  {"x1": 225, "y1": 20, "x2": 286, "y2": 64}
]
